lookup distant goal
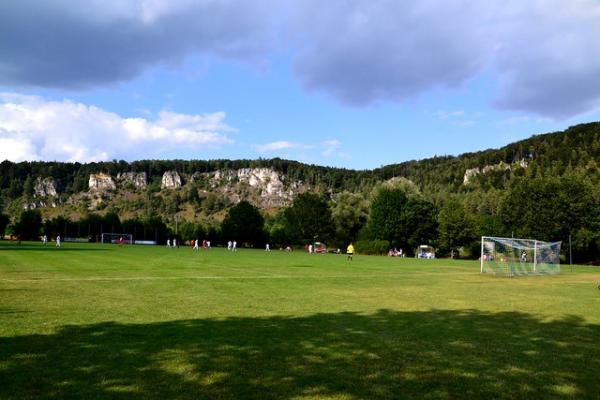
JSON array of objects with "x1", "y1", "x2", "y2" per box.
[
  {"x1": 481, "y1": 236, "x2": 561, "y2": 276},
  {"x1": 101, "y1": 233, "x2": 133, "y2": 245}
]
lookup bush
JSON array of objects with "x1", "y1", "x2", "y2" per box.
[{"x1": 355, "y1": 239, "x2": 390, "y2": 255}]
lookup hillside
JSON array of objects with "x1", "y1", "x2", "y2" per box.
[
  {"x1": 1, "y1": 122, "x2": 598, "y2": 219},
  {"x1": 1, "y1": 122, "x2": 599, "y2": 262}
]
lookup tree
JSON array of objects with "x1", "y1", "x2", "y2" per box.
[
  {"x1": 13, "y1": 210, "x2": 42, "y2": 240},
  {"x1": 23, "y1": 175, "x2": 34, "y2": 202},
  {"x1": 0, "y1": 213, "x2": 9, "y2": 238},
  {"x1": 403, "y1": 198, "x2": 438, "y2": 251},
  {"x1": 179, "y1": 222, "x2": 205, "y2": 242},
  {"x1": 438, "y1": 199, "x2": 478, "y2": 256},
  {"x1": 265, "y1": 210, "x2": 288, "y2": 247},
  {"x1": 283, "y1": 193, "x2": 334, "y2": 244},
  {"x1": 367, "y1": 187, "x2": 408, "y2": 248},
  {"x1": 221, "y1": 201, "x2": 265, "y2": 247},
  {"x1": 330, "y1": 191, "x2": 369, "y2": 246},
  {"x1": 500, "y1": 175, "x2": 600, "y2": 262},
  {"x1": 43, "y1": 216, "x2": 71, "y2": 238}
]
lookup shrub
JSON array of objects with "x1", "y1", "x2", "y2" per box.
[{"x1": 355, "y1": 239, "x2": 390, "y2": 255}]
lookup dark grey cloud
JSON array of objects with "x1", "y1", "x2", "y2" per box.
[
  {"x1": 289, "y1": 0, "x2": 600, "y2": 118},
  {"x1": 291, "y1": 1, "x2": 492, "y2": 106},
  {"x1": 491, "y1": 2, "x2": 600, "y2": 118},
  {"x1": 0, "y1": 0, "x2": 271, "y2": 88},
  {"x1": 1, "y1": 0, "x2": 599, "y2": 119}
]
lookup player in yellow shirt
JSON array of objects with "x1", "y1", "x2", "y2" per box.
[{"x1": 346, "y1": 242, "x2": 354, "y2": 261}]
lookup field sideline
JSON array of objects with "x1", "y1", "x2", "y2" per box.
[{"x1": 1, "y1": 241, "x2": 599, "y2": 399}]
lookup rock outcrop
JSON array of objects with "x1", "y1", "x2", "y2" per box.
[
  {"x1": 463, "y1": 159, "x2": 528, "y2": 184},
  {"x1": 161, "y1": 171, "x2": 182, "y2": 189},
  {"x1": 89, "y1": 173, "x2": 116, "y2": 191},
  {"x1": 207, "y1": 168, "x2": 300, "y2": 207},
  {"x1": 117, "y1": 172, "x2": 147, "y2": 189},
  {"x1": 34, "y1": 177, "x2": 58, "y2": 197}
]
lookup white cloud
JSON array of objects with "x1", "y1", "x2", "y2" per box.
[
  {"x1": 252, "y1": 141, "x2": 306, "y2": 153},
  {"x1": 0, "y1": 93, "x2": 234, "y2": 162},
  {"x1": 253, "y1": 138, "x2": 343, "y2": 159},
  {"x1": 321, "y1": 139, "x2": 341, "y2": 156}
]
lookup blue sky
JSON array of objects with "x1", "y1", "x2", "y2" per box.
[{"x1": 1, "y1": 0, "x2": 599, "y2": 169}]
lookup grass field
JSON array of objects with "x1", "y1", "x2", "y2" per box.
[{"x1": 1, "y1": 241, "x2": 599, "y2": 399}]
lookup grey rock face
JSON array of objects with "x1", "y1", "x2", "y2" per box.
[
  {"x1": 161, "y1": 171, "x2": 182, "y2": 189},
  {"x1": 117, "y1": 172, "x2": 147, "y2": 189},
  {"x1": 89, "y1": 173, "x2": 116, "y2": 191},
  {"x1": 34, "y1": 177, "x2": 58, "y2": 197}
]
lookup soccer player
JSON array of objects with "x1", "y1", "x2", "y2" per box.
[
  {"x1": 56, "y1": 235, "x2": 61, "y2": 248},
  {"x1": 42, "y1": 234, "x2": 47, "y2": 246},
  {"x1": 166, "y1": 239, "x2": 171, "y2": 248},
  {"x1": 346, "y1": 242, "x2": 354, "y2": 261},
  {"x1": 193, "y1": 239, "x2": 199, "y2": 251},
  {"x1": 232, "y1": 241, "x2": 237, "y2": 251},
  {"x1": 227, "y1": 240, "x2": 232, "y2": 251},
  {"x1": 265, "y1": 243, "x2": 270, "y2": 252}
]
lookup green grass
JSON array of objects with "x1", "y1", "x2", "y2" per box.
[{"x1": 1, "y1": 241, "x2": 599, "y2": 399}]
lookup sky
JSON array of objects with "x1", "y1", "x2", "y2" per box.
[{"x1": 1, "y1": 0, "x2": 599, "y2": 170}]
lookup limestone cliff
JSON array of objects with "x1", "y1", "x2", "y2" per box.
[
  {"x1": 89, "y1": 173, "x2": 116, "y2": 191},
  {"x1": 117, "y1": 172, "x2": 147, "y2": 189},
  {"x1": 463, "y1": 159, "x2": 528, "y2": 184},
  {"x1": 161, "y1": 171, "x2": 182, "y2": 189}
]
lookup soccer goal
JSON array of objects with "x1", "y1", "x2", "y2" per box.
[
  {"x1": 481, "y1": 236, "x2": 561, "y2": 276},
  {"x1": 101, "y1": 233, "x2": 133, "y2": 245}
]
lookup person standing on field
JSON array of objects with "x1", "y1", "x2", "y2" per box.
[
  {"x1": 56, "y1": 235, "x2": 61, "y2": 248},
  {"x1": 346, "y1": 242, "x2": 354, "y2": 261}
]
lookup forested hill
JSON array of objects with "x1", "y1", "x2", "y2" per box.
[
  {"x1": 1, "y1": 121, "x2": 598, "y2": 198},
  {"x1": 1, "y1": 122, "x2": 599, "y2": 262},
  {"x1": 371, "y1": 121, "x2": 600, "y2": 193}
]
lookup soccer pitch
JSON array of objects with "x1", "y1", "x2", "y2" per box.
[{"x1": 1, "y1": 242, "x2": 599, "y2": 399}]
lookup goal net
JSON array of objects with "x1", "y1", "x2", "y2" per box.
[
  {"x1": 101, "y1": 233, "x2": 133, "y2": 245},
  {"x1": 481, "y1": 236, "x2": 561, "y2": 276}
]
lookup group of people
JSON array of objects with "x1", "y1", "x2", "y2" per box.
[
  {"x1": 227, "y1": 241, "x2": 238, "y2": 251},
  {"x1": 301, "y1": 242, "x2": 354, "y2": 261},
  {"x1": 191, "y1": 239, "x2": 211, "y2": 250},
  {"x1": 166, "y1": 238, "x2": 178, "y2": 248},
  {"x1": 41, "y1": 234, "x2": 60, "y2": 247},
  {"x1": 387, "y1": 248, "x2": 404, "y2": 257}
]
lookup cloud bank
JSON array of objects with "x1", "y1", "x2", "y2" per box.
[
  {"x1": 1, "y1": 0, "x2": 600, "y2": 118},
  {"x1": 0, "y1": 0, "x2": 271, "y2": 88},
  {"x1": 0, "y1": 93, "x2": 234, "y2": 162}
]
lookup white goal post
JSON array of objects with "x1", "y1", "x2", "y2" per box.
[
  {"x1": 481, "y1": 236, "x2": 561, "y2": 276},
  {"x1": 101, "y1": 233, "x2": 133, "y2": 245}
]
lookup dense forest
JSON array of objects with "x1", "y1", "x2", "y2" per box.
[{"x1": 1, "y1": 122, "x2": 599, "y2": 262}]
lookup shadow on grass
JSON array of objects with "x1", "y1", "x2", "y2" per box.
[{"x1": 1, "y1": 309, "x2": 598, "y2": 399}]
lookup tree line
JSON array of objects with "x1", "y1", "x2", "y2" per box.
[{"x1": 3, "y1": 171, "x2": 598, "y2": 263}]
